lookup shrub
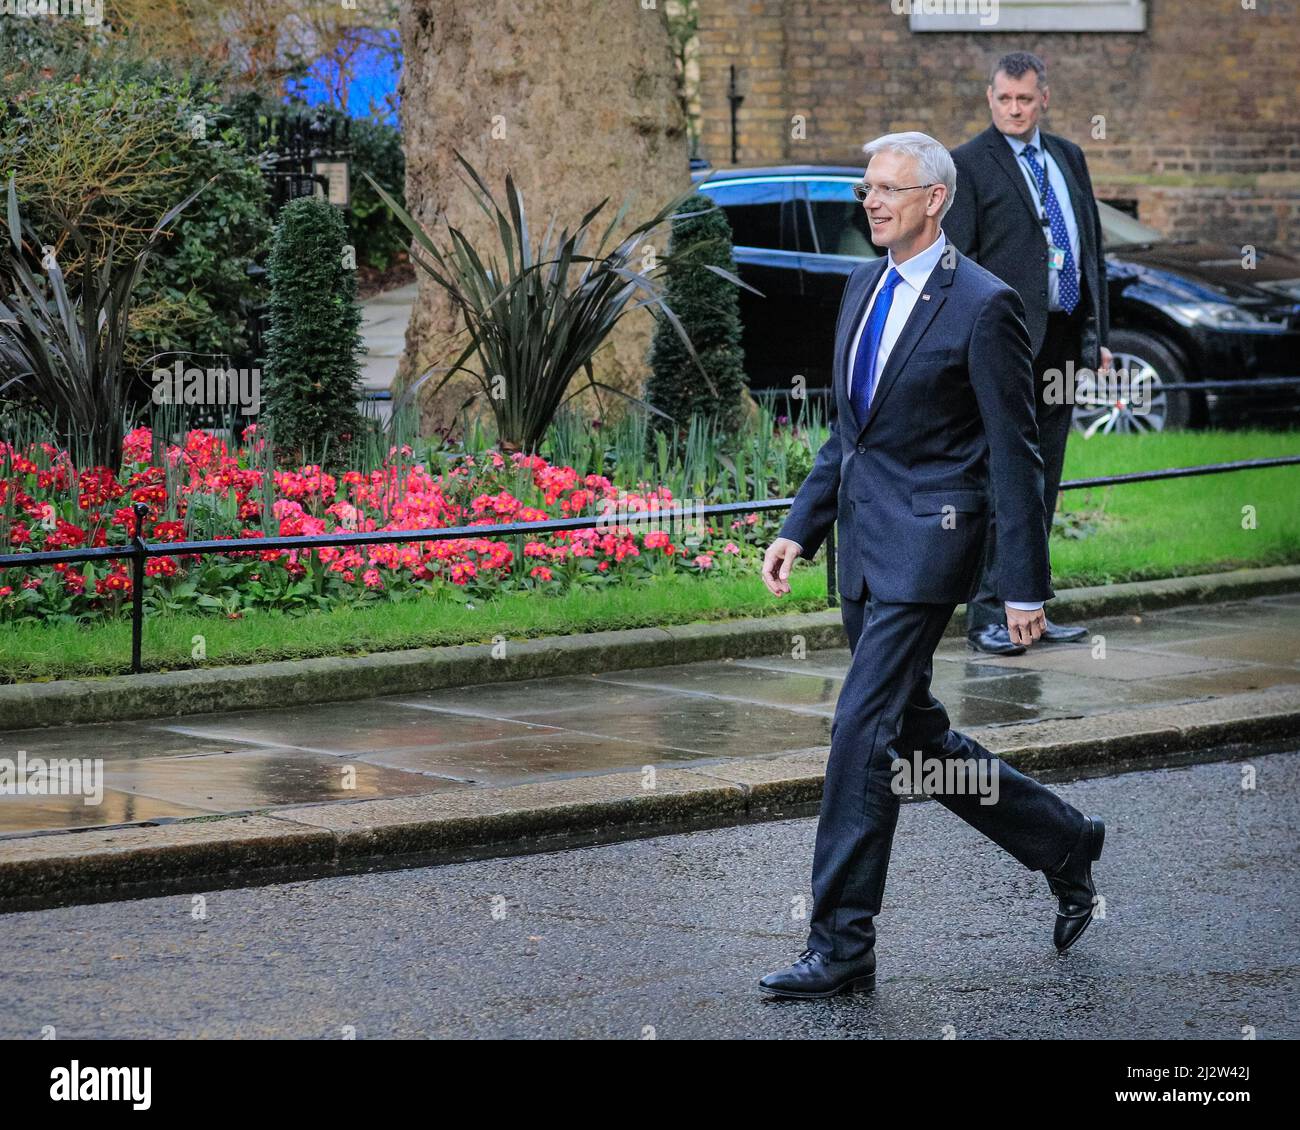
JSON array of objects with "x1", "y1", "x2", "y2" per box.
[
  {"x1": 261, "y1": 196, "x2": 365, "y2": 463},
  {"x1": 0, "y1": 73, "x2": 271, "y2": 384},
  {"x1": 0, "y1": 177, "x2": 206, "y2": 470},
  {"x1": 646, "y1": 192, "x2": 747, "y2": 439}
]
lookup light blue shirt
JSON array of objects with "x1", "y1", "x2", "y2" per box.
[
  {"x1": 1003, "y1": 127, "x2": 1081, "y2": 313},
  {"x1": 844, "y1": 228, "x2": 1043, "y2": 612}
]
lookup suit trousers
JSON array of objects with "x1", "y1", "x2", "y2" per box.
[
  {"x1": 807, "y1": 592, "x2": 1087, "y2": 961},
  {"x1": 966, "y1": 305, "x2": 1087, "y2": 631}
]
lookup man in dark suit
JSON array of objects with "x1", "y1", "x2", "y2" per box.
[
  {"x1": 946, "y1": 51, "x2": 1111, "y2": 655},
  {"x1": 758, "y1": 132, "x2": 1104, "y2": 999}
]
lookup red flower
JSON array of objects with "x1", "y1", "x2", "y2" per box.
[{"x1": 152, "y1": 521, "x2": 186, "y2": 542}]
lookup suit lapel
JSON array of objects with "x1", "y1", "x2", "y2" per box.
[
  {"x1": 860, "y1": 247, "x2": 952, "y2": 434},
  {"x1": 984, "y1": 124, "x2": 1040, "y2": 227},
  {"x1": 835, "y1": 258, "x2": 888, "y2": 429},
  {"x1": 1042, "y1": 132, "x2": 1090, "y2": 249}
]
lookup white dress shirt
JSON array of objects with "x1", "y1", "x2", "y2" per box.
[
  {"x1": 844, "y1": 230, "x2": 1043, "y2": 612},
  {"x1": 1002, "y1": 127, "x2": 1081, "y2": 313},
  {"x1": 846, "y1": 228, "x2": 947, "y2": 406}
]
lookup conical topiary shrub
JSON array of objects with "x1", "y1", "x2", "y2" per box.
[
  {"x1": 261, "y1": 196, "x2": 365, "y2": 464},
  {"x1": 645, "y1": 192, "x2": 747, "y2": 439}
]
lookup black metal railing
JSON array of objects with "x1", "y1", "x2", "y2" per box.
[{"x1": 1, "y1": 457, "x2": 1298, "y2": 674}]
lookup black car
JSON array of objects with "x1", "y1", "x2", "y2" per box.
[{"x1": 692, "y1": 165, "x2": 1300, "y2": 431}]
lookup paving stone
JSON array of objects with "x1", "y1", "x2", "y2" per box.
[
  {"x1": 156, "y1": 699, "x2": 557, "y2": 755},
  {"x1": 396, "y1": 675, "x2": 670, "y2": 718},
  {"x1": 951, "y1": 671, "x2": 1190, "y2": 712},
  {"x1": 353, "y1": 730, "x2": 719, "y2": 786},
  {"x1": 0, "y1": 790, "x2": 210, "y2": 837},
  {"x1": 504, "y1": 693, "x2": 833, "y2": 756},
  {"x1": 595, "y1": 660, "x2": 843, "y2": 709},
  {"x1": 1139, "y1": 630, "x2": 1300, "y2": 666},
  {"x1": 960, "y1": 645, "x2": 1245, "y2": 682},
  {"x1": 732, "y1": 650, "x2": 852, "y2": 679},
  {"x1": 0, "y1": 723, "x2": 260, "y2": 761},
  {"x1": 1144, "y1": 666, "x2": 1300, "y2": 698},
  {"x1": 102, "y1": 749, "x2": 449, "y2": 813}
]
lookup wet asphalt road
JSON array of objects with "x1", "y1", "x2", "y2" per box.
[{"x1": 2, "y1": 751, "x2": 1297, "y2": 1040}]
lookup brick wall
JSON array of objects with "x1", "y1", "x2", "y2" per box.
[{"x1": 695, "y1": 0, "x2": 1300, "y2": 250}]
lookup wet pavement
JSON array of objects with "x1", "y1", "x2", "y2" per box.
[
  {"x1": 2, "y1": 594, "x2": 1298, "y2": 837},
  {"x1": 1, "y1": 749, "x2": 1295, "y2": 1038}
]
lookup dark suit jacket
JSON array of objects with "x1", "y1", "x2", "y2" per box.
[
  {"x1": 778, "y1": 244, "x2": 1052, "y2": 606},
  {"x1": 945, "y1": 124, "x2": 1109, "y2": 370}
]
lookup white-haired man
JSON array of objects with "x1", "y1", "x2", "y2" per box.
[{"x1": 758, "y1": 131, "x2": 1105, "y2": 998}]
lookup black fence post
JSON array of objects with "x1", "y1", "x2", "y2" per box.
[
  {"x1": 826, "y1": 524, "x2": 838, "y2": 608},
  {"x1": 130, "y1": 502, "x2": 149, "y2": 675}
]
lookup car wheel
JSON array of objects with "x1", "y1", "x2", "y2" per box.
[{"x1": 1072, "y1": 329, "x2": 1191, "y2": 434}]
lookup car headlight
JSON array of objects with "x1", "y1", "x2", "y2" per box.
[{"x1": 1165, "y1": 301, "x2": 1287, "y2": 332}]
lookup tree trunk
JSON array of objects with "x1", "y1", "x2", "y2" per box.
[{"x1": 396, "y1": 0, "x2": 689, "y2": 443}]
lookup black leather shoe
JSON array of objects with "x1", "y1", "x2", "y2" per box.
[
  {"x1": 758, "y1": 947, "x2": 877, "y2": 999},
  {"x1": 968, "y1": 624, "x2": 1026, "y2": 656},
  {"x1": 1045, "y1": 817, "x2": 1105, "y2": 952},
  {"x1": 1040, "y1": 619, "x2": 1088, "y2": 644}
]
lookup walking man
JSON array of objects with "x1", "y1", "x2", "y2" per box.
[{"x1": 759, "y1": 132, "x2": 1104, "y2": 999}]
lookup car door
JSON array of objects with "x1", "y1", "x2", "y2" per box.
[
  {"x1": 694, "y1": 177, "x2": 802, "y2": 392},
  {"x1": 793, "y1": 176, "x2": 881, "y2": 390}
]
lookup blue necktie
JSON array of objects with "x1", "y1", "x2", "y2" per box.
[
  {"x1": 850, "y1": 267, "x2": 904, "y2": 426},
  {"x1": 1021, "y1": 143, "x2": 1078, "y2": 314}
]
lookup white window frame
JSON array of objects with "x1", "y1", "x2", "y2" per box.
[{"x1": 907, "y1": 0, "x2": 1146, "y2": 33}]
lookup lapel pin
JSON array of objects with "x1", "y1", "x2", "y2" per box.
[{"x1": 921, "y1": 293, "x2": 931, "y2": 301}]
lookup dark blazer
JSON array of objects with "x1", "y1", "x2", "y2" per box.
[
  {"x1": 778, "y1": 244, "x2": 1052, "y2": 606},
  {"x1": 944, "y1": 124, "x2": 1109, "y2": 370}
]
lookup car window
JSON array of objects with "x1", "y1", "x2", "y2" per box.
[
  {"x1": 696, "y1": 181, "x2": 785, "y2": 249},
  {"x1": 804, "y1": 179, "x2": 879, "y2": 259},
  {"x1": 1097, "y1": 199, "x2": 1165, "y2": 249}
]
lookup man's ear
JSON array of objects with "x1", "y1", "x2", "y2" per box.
[
  {"x1": 1040, "y1": 84, "x2": 1050, "y2": 110},
  {"x1": 927, "y1": 185, "x2": 948, "y2": 219}
]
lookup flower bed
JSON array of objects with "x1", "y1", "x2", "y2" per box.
[{"x1": 0, "y1": 427, "x2": 769, "y2": 623}]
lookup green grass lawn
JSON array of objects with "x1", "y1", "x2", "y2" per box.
[
  {"x1": 3, "y1": 429, "x2": 1296, "y2": 684},
  {"x1": 2, "y1": 569, "x2": 833, "y2": 684},
  {"x1": 1052, "y1": 430, "x2": 1300, "y2": 586}
]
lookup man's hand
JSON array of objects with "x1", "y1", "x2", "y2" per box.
[
  {"x1": 1099, "y1": 345, "x2": 1114, "y2": 373},
  {"x1": 1006, "y1": 604, "x2": 1046, "y2": 647},
  {"x1": 762, "y1": 537, "x2": 803, "y2": 596}
]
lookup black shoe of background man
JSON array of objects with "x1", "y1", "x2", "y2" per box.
[
  {"x1": 758, "y1": 947, "x2": 877, "y2": 999},
  {"x1": 1045, "y1": 816, "x2": 1105, "y2": 952},
  {"x1": 968, "y1": 624, "x2": 1026, "y2": 656},
  {"x1": 1040, "y1": 618, "x2": 1088, "y2": 644}
]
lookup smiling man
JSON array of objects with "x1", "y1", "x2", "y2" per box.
[{"x1": 757, "y1": 132, "x2": 1105, "y2": 1000}]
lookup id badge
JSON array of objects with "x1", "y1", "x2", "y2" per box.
[{"x1": 1047, "y1": 245, "x2": 1066, "y2": 271}]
